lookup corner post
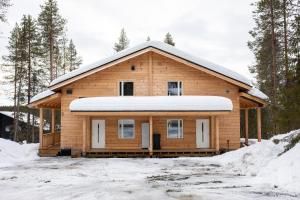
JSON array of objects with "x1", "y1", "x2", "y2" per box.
[
  {"x1": 215, "y1": 116, "x2": 220, "y2": 152},
  {"x1": 149, "y1": 116, "x2": 153, "y2": 156},
  {"x1": 245, "y1": 109, "x2": 249, "y2": 145},
  {"x1": 257, "y1": 108, "x2": 262, "y2": 142},
  {"x1": 39, "y1": 108, "x2": 43, "y2": 149},
  {"x1": 51, "y1": 108, "x2": 55, "y2": 145},
  {"x1": 82, "y1": 117, "x2": 87, "y2": 156}
]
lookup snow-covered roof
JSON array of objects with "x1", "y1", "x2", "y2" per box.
[
  {"x1": 247, "y1": 87, "x2": 268, "y2": 100},
  {"x1": 69, "y1": 96, "x2": 233, "y2": 112},
  {"x1": 30, "y1": 89, "x2": 55, "y2": 103},
  {"x1": 0, "y1": 111, "x2": 39, "y2": 124},
  {"x1": 50, "y1": 41, "x2": 252, "y2": 87}
]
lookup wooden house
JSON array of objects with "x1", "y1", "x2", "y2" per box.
[{"x1": 28, "y1": 41, "x2": 268, "y2": 157}]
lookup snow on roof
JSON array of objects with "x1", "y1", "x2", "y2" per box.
[
  {"x1": 30, "y1": 89, "x2": 55, "y2": 103},
  {"x1": 69, "y1": 96, "x2": 233, "y2": 112},
  {"x1": 50, "y1": 41, "x2": 252, "y2": 87},
  {"x1": 0, "y1": 111, "x2": 39, "y2": 124},
  {"x1": 247, "y1": 87, "x2": 268, "y2": 100}
]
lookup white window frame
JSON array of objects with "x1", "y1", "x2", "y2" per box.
[
  {"x1": 118, "y1": 119, "x2": 135, "y2": 139},
  {"x1": 167, "y1": 119, "x2": 183, "y2": 139},
  {"x1": 167, "y1": 81, "x2": 183, "y2": 96},
  {"x1": 119, "y1": 81, "x2": 134, "y2": 96}
]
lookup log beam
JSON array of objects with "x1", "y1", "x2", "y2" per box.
[
  {"x1": 257, "y1": 108, "x2": 262, "y2": 142},
  {"x1": 215, "y1": 116, "x2": 220, "y2": 152},
  {"x1": 39, "y1": 108, "x2": 43, "y2": 148},
  {"x1": 149, "y1": 116, "x2": 153, "y2": 156},
  {"x1": 82, "y1": 117, "x2": 87, "y2": 156},
  {"x1": 245, "y1": 109, "x2": 249, "y2": 145}
]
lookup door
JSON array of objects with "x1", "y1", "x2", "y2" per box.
[
  {"x1": 92, "y1": 120, "x2": 105, "y2": 148},
  {"x1": 141, "y1": 123, "x2": 150, "y2": 149},
  {"x1": 196, "y1": 119, "x2": 210, "y2": 148}
]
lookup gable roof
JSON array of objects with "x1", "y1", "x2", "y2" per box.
[{"x1": 49, "y1": 41, "x2": 252, "y2": 88}]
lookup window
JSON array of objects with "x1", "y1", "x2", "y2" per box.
[
  {"x1": 167, "y1": 119, "x2": 183, "y2": 138},
  {"x1": 119, "y1": 81, "x2": 134, "y2": 96},
  {"x1": 118, "y1": 119, "x2": 135, "y2": 139},
  {"x1": 168, "y1": 81, "x2": 182, "y2": 96},
  {"x1": 66, "y1": 88, "x2": 73, "y2": 95}
]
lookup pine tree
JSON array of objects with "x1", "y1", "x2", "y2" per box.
[
  {"x1": 113, "y1": 28, "x2": 129, "y2": 52},
  {"x1": 2, "y1": 23, "x2": 22, "y2": 141},
  {"x1": 0, "y1": 0, "x2": 10, "y2": 23},
  {"x1": 67, "y1": 39, "x2": 82, "y2": 71},
  {"x1": 164, "y1": 32, "x2": 175, "y2": 46},
  {"x1": 38, "y1": 0, "x2": 66, "y2": 82},
  {"x1": 146, "y1": 36, "x2": 150, "y2": 41}
]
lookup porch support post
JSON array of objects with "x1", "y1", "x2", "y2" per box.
[
  {"x1": 215, "y1": 116, "x2": 220, "y2": 152},
  {"x1": 39, "y1": 108, "x2": 43, "y2": 149},
  {"x1": 149, "y1": 116, "x2": 153, "y2": 156},
  {"x1": 51, "y1": 108, "x2": 55, "y2": 145},
  {"x1": 257, "y1": 108, "x2": 262, "y2": 142},
  {"x1": 245, "y1": 109, "x2": 249, "y2": 145},
  {"x1": 82, "y1": 117, "x2": 87, "y2": 156}
]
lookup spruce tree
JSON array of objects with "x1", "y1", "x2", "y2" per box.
[
  {"x1": 67, "y1": 39, "x2": 82, "y2": 71},
  {"x1": 0, "y1": 0, "x2": 10, "y2": 23},
  {"x1": 38, "y1": 0, "x2": 66, "y2": 81},
  {"x1": 164, "y1": 32, "x2": 175, "y2": 46},
  {"x1": 146, "y1": 36, "x2": 150, "y2": 41},
  {"x1": 113, "y1": 28, "x2": 129, "y2": 52}
]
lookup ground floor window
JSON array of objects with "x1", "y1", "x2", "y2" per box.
[
  {"x1": 118, "y1": 119, "x2": 135, "y2": 139},
  {"x1": 167, "y1": 119, "x2": 183, "y2": 138}
]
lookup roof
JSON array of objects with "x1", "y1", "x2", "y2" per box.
[
  {"x1": 0, "y1": 111, "x2": 39, "y2": 124},
  {"x1": 50, "y1": 40, "x2": 252, "y2": 87},
  {"x1": 247, "y1": 87, "x2": 268, "y2": 100},
  {"x1": 69, "y1": 96, "x2": 233, "y2": 112},
  {"x1": 30, "y1": 89, "x2": 55, "y2": 103}
]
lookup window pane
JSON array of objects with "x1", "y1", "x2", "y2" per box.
[
  {"x1": 168, "y1": 81, "x2": 182, "y2": 96},
  {"x1": 168, "y1": 120, "x2": 179, "y2": 138},
  {"x1": 118, "y1": 120, "x2": 134, "y2": 138},
  {"x1": 168, "y1": 82, "x2": 178, "y2": 96},
  {"x1": 123, "y1": 82, "x2": 133, "y2": 96}
]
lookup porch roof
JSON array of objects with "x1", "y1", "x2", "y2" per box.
[{"x1": 69, "y1": 96, "x2": 233, "y2": 112}]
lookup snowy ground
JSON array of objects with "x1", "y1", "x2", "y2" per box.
[{"x1": 0, "y1": 131, "x2": 300, "y2": 200}]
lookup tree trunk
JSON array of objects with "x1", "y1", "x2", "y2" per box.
[
  {"x1": 270, "y1": 0, "x2": 278, "y2": 133},
  {"x1": 283, "y1": 0, "x2": 289, "y2": 85},
  {"x1": 27, "y1": 26, "x2": 32, "y2": 142}
]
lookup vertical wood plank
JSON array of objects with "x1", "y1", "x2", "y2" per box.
[
  {"x1": 39, "y1": 108, "x2": 43, "y2": 149},
  {"x1": 257, "y1": 108, "x2": 262, "y2": 142},
  {"x1": 245, "y1": 109, "x2": 249, "y2": 145},
  {"x1": 149, "y1": 116, "x2": 153, "y2": 156},
  {"x1": 215, "y1": 116, "x2": 220, "y2": 152}
]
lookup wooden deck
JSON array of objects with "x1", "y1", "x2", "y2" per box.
[
  {"x1": 39, "y1": 146, "x2": 219, "y2": 158},
  {"x1": 86, "y1": 148, "x2": 219, "y2": 158},
  {"x1": 39, "y1": 144, "x2": 60, "y2": 157}
]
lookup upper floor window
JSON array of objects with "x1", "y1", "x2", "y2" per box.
[
  {"x1": 120, "y1": 81, "x2": 134, "y2": 96},
  {"x1": 118, "y1": 119, "x2": 135, "y2": 139},
  {"x1": 168, "y1": 81, "x2": 182, "y2": 96},
  {"x1": 167, "y1": 119, "x2": 183, "y2": 138}
]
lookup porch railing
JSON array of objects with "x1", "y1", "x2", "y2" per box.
[{"x1": 42, "y1": 132, "x2": 60, "y2": 148}]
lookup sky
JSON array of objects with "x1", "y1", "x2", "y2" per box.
[{"x1": 0, "y1": 0, "x2": 256, "y2": 106}]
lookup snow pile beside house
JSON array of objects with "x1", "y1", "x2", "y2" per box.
[
  {"x1": 214, "y1": 129, "x2": 300, "y2": 193},
  {"x1": 0, "y1": 139, "x2": 39, "y2": 167}
]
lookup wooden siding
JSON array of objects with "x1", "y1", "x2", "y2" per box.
[{"x1": 60, "y1": 52, "x2": 241, "y2": 150}]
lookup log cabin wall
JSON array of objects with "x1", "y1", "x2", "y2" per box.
[{"x1": 60, "y1": 52, "x2": 240, "y2": 150}]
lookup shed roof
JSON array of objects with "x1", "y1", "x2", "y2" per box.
[{"x1": 69, "y1": 96, "x2": 233, "y2": 112}]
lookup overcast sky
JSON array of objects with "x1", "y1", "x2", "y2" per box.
[{"x1": 0, "y1": 0, "x2": 256, "y2": 106}]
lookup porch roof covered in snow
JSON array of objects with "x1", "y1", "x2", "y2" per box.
[{"x1": 69, "y1": 96, "x2": 233, "y2": 116}]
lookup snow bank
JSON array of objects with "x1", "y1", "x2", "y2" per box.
[
  {"x1": 214, "y1": 129, "x2": 300, "y2": 193},
  {"x1": 0, "y1": 139, "x2": 39, "y2": 168}
]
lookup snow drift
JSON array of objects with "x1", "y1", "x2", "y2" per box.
[
  {"x1": 0, "y1": 139, "x2": 39, "y2": 167},
  {"x1": 214, "y1": 129, "x2": 300, "y2": 193}
]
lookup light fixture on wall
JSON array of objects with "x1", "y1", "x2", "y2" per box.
[{"x1": 131, "y1": 65, "x2": 136, "y2": 71}]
